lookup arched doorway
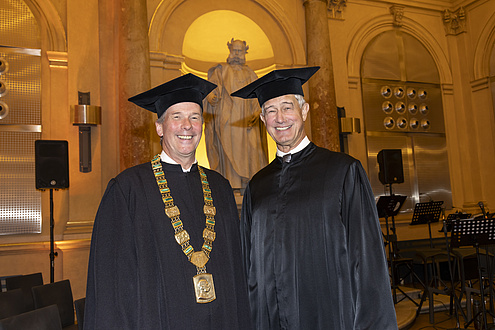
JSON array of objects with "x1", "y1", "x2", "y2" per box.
[
  {"x1": 361, "y1": 30, "x2": 452, "y2": 213},
  {"x1": 148, "y1": 2, "x2": 307, "y2": 167}
]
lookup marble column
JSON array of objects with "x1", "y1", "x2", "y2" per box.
[
  {"x1": 304, "y1": 0, "x2": 340, "y2": 151},
  {"x1": 118, "y1": 0, "x2": 153, "y2": 171}
]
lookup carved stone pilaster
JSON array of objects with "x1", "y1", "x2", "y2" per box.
[
  {"x1": 304, "y1": 0, "x2": 340, "y2": 151},
  {"x1": 389, "y1": 5, "x2": 404, "y2": 27},
  {"x1": 119, "y1": 0, "x2": 153, "y2": 170},
  {"x1": 327, "y1": 0, "x2": 347, "y2": 20},
  {"x1": 443, "y1": 7, "x2": 466, "y2": 35}
]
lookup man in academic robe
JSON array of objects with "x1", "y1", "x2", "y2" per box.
[
  {"x1": 84, "y1": 74, "x2": 252, "y2": 329},
  {"x1": 232, "y1": 67, "x2": 398, "y2": 329}
]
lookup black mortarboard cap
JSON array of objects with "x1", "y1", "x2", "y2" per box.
[
  {"x1": 128, "y1": 73, "x2": 217, "y2": 118},
  {"x1": 231, "y1": 66, "x2": 319, "y2": 106}
]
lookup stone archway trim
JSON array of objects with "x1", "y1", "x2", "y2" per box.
[
  {"x1": 149, "y1": 0, "x2": 306, "y2": 66},
  {"x1": 24, "y1": 0, "x2": 67, "y2": 51},
  {"x1": 473, "y1": 11, "x2": 495, "y2": 80},
  {"x1": 346, "y1": 15, "x2": 453, "y2": 85}
]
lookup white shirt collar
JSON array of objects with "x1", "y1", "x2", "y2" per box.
[
  {"x1": 276, "y1": 136, "x2": 311, "y2": 157},
  {"x1": 160, "y1": 150, "x2": 197, "y2": 173}
]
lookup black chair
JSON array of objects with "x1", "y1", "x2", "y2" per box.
[
  {"x1": 74, "y1": 297, "x2": 85, "y2": 330},
  {"x1": 32, "y1": 280, "x2": 78, "y2": 330},
  {"x1": 0, "y1": 304, "x2": 62, "y2": 330},
  {"x1": 0, "y1": 288, "x2": 25, "y2": 319},
  {"x1": 413, "y1": 247, "x2": 452, "y2": 323},
  {"x1": 5, "y1": 272, "x2": 43, "y2": 312},
  {"x1": 459, "y1": 250, "x2": 495, "y2": 322}
]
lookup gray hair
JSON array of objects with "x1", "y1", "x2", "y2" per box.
[
  {"x1": 261, "y1": 94, "x2": 307, "y2": 115},
  {"x1": 294, "y1": 94, "x2": 306, "y2": 108},
  {"x1": 156, "y1": 111, "x2": 166, "y2": 124}
]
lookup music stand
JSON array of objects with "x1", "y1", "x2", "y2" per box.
[
  {"x1": 410, "y1": 201, "x2": 444, "y2": 248},
  {"x1": 440, "y1": 213, "x2": 473, "y2": 329},
  {"x1": 440, "y1": 212, "x2": 472, "y2": 233},
  {"x1": 377, "y1": 195, "x2": 407, "y2": 261},
  {"x1": 376, "y1": 195, "x2": 418, "y2": 305},
  {"x1": 377, "y1": 195, "x2": 407, "y2": 219},
  {"x1": 411, "y1": 201, "x2": 444, "y2": 225},
  {"x1": 451, "y1": 216, "x2": 495, "y2": 330}
]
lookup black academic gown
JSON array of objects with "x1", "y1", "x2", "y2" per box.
[
  {"x1": 84, "y1": 161, "x2": 252, "y2": 330},
  {"x1": 241, "y1": 143, "x2": 397, "y2": 329}
]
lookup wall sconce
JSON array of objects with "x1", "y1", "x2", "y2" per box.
[
  {"x1": 340, "y1": 117, "x2": 361, "y2": 134},
  {"x1": 71, "y1": 93, "x2": 101, "y2": 172},
  {"x1": 338, "y1": 107, "x2": 361, "y2": 134},
  {"x1": 337, "y1": 106, "x2": 361, "y2": 153}
]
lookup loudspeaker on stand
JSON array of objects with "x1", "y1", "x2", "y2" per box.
[
  {"x1": 35, "y1": 140, "x2": 69, "y2": 189},
  {"x1": 377, "y1": 149, "x2": 404, "y2": 185}
]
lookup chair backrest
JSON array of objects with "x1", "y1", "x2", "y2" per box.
[
  {"x1": 74, "y1": 297, "x2": 85, "y2": 330},
  {"x1": 31, "y1": 279, "x2": 74, "y2": 328},
  {"x1": 0, "y1": 304, "x2": 62, "y2": 330},
  {"x1": 0, "y1": 288, "x2": 25, "y2": 319},
  {"x1": 4, "y1": 273, "x2": 43, "y2": 290},
  {"x1": 4, "y1": 273, "x2": 43, "y2": 312}
]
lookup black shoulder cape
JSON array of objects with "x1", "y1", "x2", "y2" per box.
[
  {"x1": 241, "y1": 143, "x2": 397, "y2": 329},
  {"x1": 85, "y1": 162, "x2": 252, "y2": 329}
]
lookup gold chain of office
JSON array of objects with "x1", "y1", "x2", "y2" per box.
[{"x1": 151, "y1": 154, "x2": 216, "y2": 274}]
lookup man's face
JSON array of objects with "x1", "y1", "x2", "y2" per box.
[
  {"x1": 260, "y1": 95, "x2": 309, "y2": 153},
  {"x1": 155, "y1": 102, "x2": 203, "y2": 165},
  {"x1": 227, "y1": 41, "x2": 246, "y2": 65}
]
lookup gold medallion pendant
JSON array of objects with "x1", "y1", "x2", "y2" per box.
[{"x1": 193, "y1": 273, "x2": 216, "y2": 303}]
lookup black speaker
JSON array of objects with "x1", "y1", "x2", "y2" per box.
[
  {"x1": 377, "y1": 149, "x2": 404, "y2": 185},
  {"x1": 35, "y1": 140, "x2": 69, "y2": 189}
]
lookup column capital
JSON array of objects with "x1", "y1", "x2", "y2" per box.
[
  {"x1": 327, "y1": 0, "x2": 347, "y2": 20},
  {"x1": 443, "y1": 7, "x2": 467, "y2": 35},
  {"x1": 389, "y1": 5, "x2": 405, "y2": 27},
  {"x1": 303, "y1": 0, "x2": 348, "y2": 20}
]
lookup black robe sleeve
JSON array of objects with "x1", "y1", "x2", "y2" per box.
[
  {"x1": 342, "y1": 160, "x2": 397, "y2": 329},
  {"x1": 84, "y1": 179, "x2": 144, "y2": 329}
]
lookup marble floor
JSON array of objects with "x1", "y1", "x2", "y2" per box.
[{"x1": 395, "y1": 286, "x2": 494, "y2": 329}]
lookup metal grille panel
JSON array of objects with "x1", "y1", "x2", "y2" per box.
[
  {"x1": 0, "y1": 50, "x2": 41, "y2": 125},
  {"x1": 361, "y1": 30, "x2": 439, "y2": 83},
  {"x1": 0, "y1": 0, "x2": 41, "y2": 49},
  {"x1": 0, "y1": 131, "x2": 42, "y2": 235},
  {"x1": 0, "y1": 0, "x2": 42, "y2": 235}
]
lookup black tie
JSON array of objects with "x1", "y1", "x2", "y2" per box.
[{"x1": 282, "y1": 154, "x2": 291, "y2": 163}]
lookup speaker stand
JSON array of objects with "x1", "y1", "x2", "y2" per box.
[{"x1": 49, "y1": 189, "x2": 58, "y2": 283}]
